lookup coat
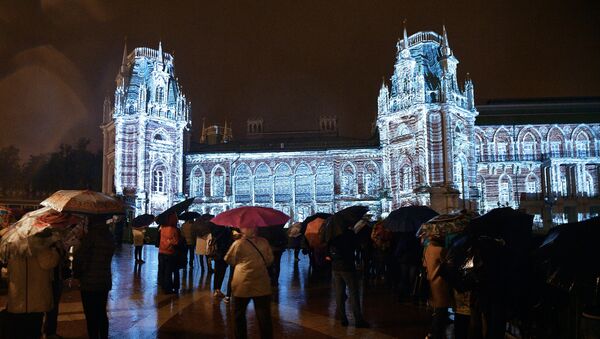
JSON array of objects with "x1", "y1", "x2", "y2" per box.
[
  {"x1": 7, "y1": 248, "x2": 59, "y2": 313},
  {"x1": 73, "y1": 226, "x2": 115, "y2": 291},
  {"x1": 181, "y1": 221, "x2": 195, "y2": 246},
  {"x1": 225, "y1": 235, "x2": 273, "y2": 298},
  {"x1": 159, "y1": 225, "x2": 180, "y2": 255},
  {"x1": 423, "y1": 243, "x2": 452, "y2": 308}
]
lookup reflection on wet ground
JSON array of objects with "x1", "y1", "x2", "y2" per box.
[{"x1": 4, "y1": 244, "x2": 430, "y2": 338}]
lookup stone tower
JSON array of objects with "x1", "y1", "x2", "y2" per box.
[
  {"x1": 102, "y1": 42, "x2": 191, "y2": 215},
  {"x1": 377, "y1": 25, "x2": 478, "y2": 212}
]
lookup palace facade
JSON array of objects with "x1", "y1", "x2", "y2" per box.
[{"x1": 101, "y1": 28, "x2": 600, "y2": 227}]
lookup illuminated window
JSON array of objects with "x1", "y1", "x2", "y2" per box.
[
  {"x1": 550, "y1": 142, "x2": 561, "y2": 157},
  {"x1": 402, "y1": 166, "x2": 413, "y2": 192},
  {"x1": 190, "y1": 167, "x2": 204, "y2": 197},
  {"x1": 316, "y1": 164, "x2": 334, "y2": 202},
  {"x1": 497, "y1": 142, "x2": 507, "y2": 161},
  {"x1": 234, "y1": 164, "x2": 252, "y2": 203},
  {"x1": 254, "y1": 164, "x2": 272, "y2": 204},
  {"x1": 341, "y1": 164, "x2": 356, "y2": 196},
  {"x1": 211, "y1": 167, "x2": 225, "y2": 197},
  {"x1": 523, "y1": 142, "x2": 534, "y2": 160},
  {"x1": 153, "y1": 169, "x2": 165, "y2": 193},
  {"x1": 526, "y1": 180, "x2": 536, "y2": 193},
  {"x1": 576, "y1": 138, "x2": 589, "y2": 157},
  {"x1": 156, "y1": 86, "x2": 164, "y2": 104},
  {"x1": 364, "y1": 162, "x2": 380, "y2": 196},
  {"x1": 274, "y1": 163, "x2": 292, "y2": 203},
  {"x1": 499, "y1": 181, "x2": 510, "y2": 204},
  {"x1": 295, "y1": 164, "x2": 313, "y2": 203}
]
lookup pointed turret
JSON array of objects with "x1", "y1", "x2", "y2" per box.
[
  {"x1": 403, "y1": 19, "x2": 409, "y2": 50},
  {"x1": 158, "y1": 41, "x2": 164, "y2": 64},
  {"x1": 399, "y1": 19, "x2": 412, "y2": 59},
  {"x1": 120, "y1": 38, "x2": 128, "y2": 74},
  {"x1": 441, "y1": 25, "x2": 452, "y2": 56}
]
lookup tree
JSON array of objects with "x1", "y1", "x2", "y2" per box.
[{"x1": 0, "y1": 146, "x2": 22, "y2": 192}]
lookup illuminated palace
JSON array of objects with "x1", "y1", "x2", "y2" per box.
[{"x1": 102, "y1": 28, "x2": 600, "y2": 226}]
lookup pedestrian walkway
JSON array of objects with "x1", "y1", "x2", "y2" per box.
[{"x1": 2, "y1": 244, "x2": 430, "y2": 338}]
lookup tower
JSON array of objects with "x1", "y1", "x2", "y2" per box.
[
  {"x1": 101, "y1": 41, "x2": 191, "y2": 215},
  {"x1": 377, "y1": 24, "x2": 478, "y2": 212}
]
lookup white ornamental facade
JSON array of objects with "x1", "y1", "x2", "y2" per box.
[{"x1": 102, "y1": 29, "x2": 600, "y2": 225}]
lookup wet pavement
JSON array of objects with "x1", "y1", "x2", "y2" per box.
[{"x1": 2, "y1": 244, "x2": 430, "y2": 338}]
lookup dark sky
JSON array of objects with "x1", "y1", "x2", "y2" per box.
[{"x1": 1, "y1": 0, "x2": 599, "y2": 158}]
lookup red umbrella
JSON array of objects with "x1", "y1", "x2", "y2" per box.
[{"x1": 211, "y1": 206, "x2": 290, "y2": 228}]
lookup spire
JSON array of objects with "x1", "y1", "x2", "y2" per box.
[
  {"x1": 158, "y1": 41, "x2": 164, "y2": 63},
  {"x1": 441, "y1": 25, "x2": 452, "y2": 56},
  {"x1": 120, "y1": 37, "x2": 128, "y2": 74},
  {"x1": 403, "y1": 19, "x2": 409, "y2": 50}
]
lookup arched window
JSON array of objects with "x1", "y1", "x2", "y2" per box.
[
  {"x1": 454, "y1": 159, "x2": 465, "y2": 198},
  {"x1": 156, "y1": 86, "x2": 164, "y2": 104},
  {"x1": 340, "y1": 163, "x2": 356, "y2": 196},
  {"x1": 190, "y1": 166, "x2": 204, "y2": 198},
  {"x1": 525, "y1": 173, "x2": 538, "y2": 193},
  {"x1": 401, "y1": 165, "x2": 413, "y2": 192},
  {"x1": 211, "y1": 166, "x2": 225, "y2": 197},
  {"x1": 234, "y1": 164, "x2": 252, "y2": 204},
  {"x1": 498, "y1": 174, "x2": 512, "y2": 205},
  {"x1": 274, "y1": 163, "x2": 292, "y2": 203},
  {"x1": 522, "y1": 133, "x2": 536, "y2": 160},
  {"x1": 254, "y1": 163, "x2": 272, "y2": 204},
  {"x1": 316, "y1": 163, "x2": 334, "y2": 202},
  {"x1": 295, "y1": 164, "x2": 313, "y2": 203},
  {"x1": 548, "y1": 127, "x2": 565, "y2": 158},
  {"x1": 152, "y1": 165, "x2": 166, "y2": 193},
  {"x1": 575, "y1": 132, "x2": 590, "y2": 158},
  {"x1": 364, "y1": 162, "x2": 380, "y2": 196}
]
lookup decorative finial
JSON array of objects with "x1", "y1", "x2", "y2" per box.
[
  {"x1": 442, "y1": 24, "x2": 451, "y2": 55},
  {"x1": 120, "y1": 36, "x2": 128, "y2": 73},
  {"x1": 403, "y1": 19, "x2": 409, "y2": 50}
]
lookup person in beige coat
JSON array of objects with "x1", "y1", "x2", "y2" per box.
[
  {"x1": 7, "y1": 247, "x2": 59, "y2": 339},
  {"x1": 423, "y1": 238, "x2": 452, "y2": 339},
  {"x1": 225, "y1": 227, "x2": 273, "y2": 339}
]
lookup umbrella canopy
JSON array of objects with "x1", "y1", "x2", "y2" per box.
[
  {"x1": 41, "y1": 190, "x2": 124, "y2": 215},
  {"x1": 417, "y1": 211, "x2": 472, "y2": 240},
  {"x1": 155, "y1": 198, "x2": 195, "y2": 225},
  {"x1": 0, "y1": 207, "x2": 84, "y2": 261},
  {"x1": 538, "y1": 217, "x2": 600, "y2": 291},
  {"x1": 132, "y1": 214, "x2": 154, "y2": 228},
  {"x1": 301, "y1": 212, "x2": 332, "y2": 231},
  {"x1": 321, "y1": 206, "x2": 369, "y2": 243},
  {"x1": 384, "y1": 206, "x2": 438, "y2": 233},
  {"x1": 211, "y1": 206, "x2": 290, "y2": 228},
  {"x1": 179, "y1": 211, "x2": 201, "y2": 221}
]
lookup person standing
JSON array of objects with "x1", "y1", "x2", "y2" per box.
[
  {"x1": 181, "y1": 218, "x2": 196, "y2": 269},
  {"x1": 211, "y1": 224, "x2": 233, "y2": 298},
  {"x1": 225, "y1": 227, "x2": 274, "y2": 339},
  {"x1": 73, "y1": 215, "x2": 115, "y2": 339},
  {"x1": 6, "y1": 246, "x2": 59, "y2": 339},
  {"x1": 423, "y1": 237, "x2": 452, "y2": 339},
  {"x1": 329, "y1": 227, "x2": 370, "y2": 328},
  {"x1": 132, "y1": 227, "x2": 146, "y2": 263},
  {"x1": 158, "y1": 213, "x2": 181, "y2": 294}
]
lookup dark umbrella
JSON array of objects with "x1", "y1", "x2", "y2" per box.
[
  {"x1": 384, "y1": 206, "x2": 438, "y2": 233},
  {"x1": 538, "y1": 217, "x2": 600, "y2": 292},
  {"x1": 192, "y1": 214, "x2": 214, "y2": 237},
  {"x1": 179, "y1": 211, "x2": 201, "y2": 221},
  {"x1": 132, "y1": 214, "x2": 154, "y2": 227},
  {"x1": 155, "y1": 198, "x2": 195, "y2": 225},
  {"x1": 321, "y1": 206, "x2": 369, "y2": 243}
]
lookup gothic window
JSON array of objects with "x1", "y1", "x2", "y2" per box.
[
  {"x1": 526, "y1": 174, "x2": 538, "y2": 193},
  {"x1": 364, "y1": 162, "x2": 380, "y2": 196},
  {"x1": 475, "y1": 136, "x2": 484, "y2": 161},
  {"x1": 498, "y1": 175, "x2": 512, "y2": 205},
  {"x1": 211, "y1": 166, "x2": 225, "y2": 197},
  {"x1": 156, "y1": 86, "x2": 164, "y2": 104},
  {"x1": 550, "y1": 142, "x2": 561, "y2": 157},
  {"x1": 584, "y1": 173, "x2": 594, "y2": 196},
  {"x1": 190, "y1": 166, "x2": 204, "y2": 198},
  {"x1": 523, "y1": 141, "x2": 534, "y2": 160},
  {"x1": 234, "y1": 164, "x2": 252, "y2": 204},
  {"x1": 274, "y1": 163, "x2": 292, "y2": 203},
  {"x1": 295, "y1": 163, "x2": 313, "y2": 203},
  {"x1": 340, "y1": 163, "x2": 357, "y2": 196},
  {"x1": 454, "y1": 160, "x2": 464, "y2": 198},
  {"x1": 316, "y1": 163, "x2": 334, "y2": 202},
  {"x1": 496, "y1": 142, "x2": 507, "y2": 161},
  {"x1": 254, "y1": 163, "x2": 272, "y2": 204},
  {"x1": 152, "y1": 166, "x2": 166, "y2": 193},
  {"x1": 401, "y1": 165, "x2": 413, "y2": 192},
  {"x1": 575, "y1": 133, "x2": 590, "y2": 158}
]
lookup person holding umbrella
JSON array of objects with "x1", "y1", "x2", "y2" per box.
[
  {"x1": 158, "y1": 212, "x2": 181, "y2": 294},
  {"x1": 180, "y1": 212, "x2": 200, "y2": 269},
  {"x1": 213, "y1": 206, "x2": 289, "y2": 339}
]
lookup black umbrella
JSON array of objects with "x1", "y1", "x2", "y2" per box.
[
  {"x1": 179, "y1": 211, "x2": 201, "y2": 221},
  {"x1": 538, "y1": 217, "x2": 600, "y2": 291},
  {"x1": 384, "y1": 206, "x2": 438, "y2": 233},
  {"x1": 132, "y1": 214, "x2": 154, "y2": 227},
  {"x1": 192, "y1": 214, "x2": 215, "y2": 238},
  {"x1": 321, "y1": 206, "x2": 368, "y2": 243},
  {"x1": 156, "y1": 198, "x2": 195, "y2": 225}
]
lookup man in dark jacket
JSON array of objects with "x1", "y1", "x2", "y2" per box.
[
  {"x1": 329, "y1": 228, "x2": 370, "y2": 328},
  {"x1": 73, "y1": 215, "x2": 115, "y2": 339}
]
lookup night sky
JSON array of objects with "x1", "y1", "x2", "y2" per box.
[{"x1": 1, "y1": 0, "x2": 599, "y2": 158}]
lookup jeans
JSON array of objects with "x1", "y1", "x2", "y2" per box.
[
  {"x1": 134, "y1": 246, "x2": 143, "y2": 260},
  {"x1": 332, "y1": 270, "x2": 365, "y2": 323},
  {"x1": 213, "y1": 258, "x2": 227, "y2": 291},
  {"x1": 81, "y1": 290, "x2": 109, "y2": 339},
  {"x1": 162, "y1": 254, "x2": 180, "y2": 292},
  {"x1": 232, "y1": 295, "x2": 272, "y2": 339}
]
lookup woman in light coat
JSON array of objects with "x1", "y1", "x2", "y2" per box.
[
  {"x1": 225, "y1": 227, "x2": 273, "y2": 339},
  {"x1": 7, "y1": 247, "x2": 59, "y2": 339}
]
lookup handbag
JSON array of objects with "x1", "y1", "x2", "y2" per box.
[{"x1": 205, "y1": 234, "x2": 217, "y2": 257}]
